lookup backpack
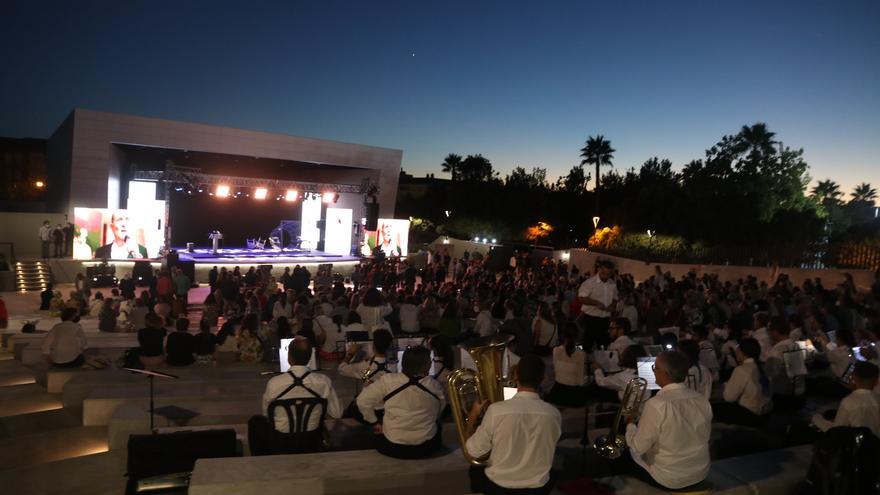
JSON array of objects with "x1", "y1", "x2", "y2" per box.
[{"x1": 803, "y1": 426, "x2": 880, "y2": 495}]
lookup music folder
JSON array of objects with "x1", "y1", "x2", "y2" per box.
[{"x1": 636, "y1": 357, "x2": 660, "y2": 391}]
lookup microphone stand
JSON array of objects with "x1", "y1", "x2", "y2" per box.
[{"x1": 123, "y1": 368, "x2": 179, "y2": 434}]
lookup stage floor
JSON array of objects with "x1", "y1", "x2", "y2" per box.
[{"x1": 174, "y1": 247, "x2": 359, "y2": 265}]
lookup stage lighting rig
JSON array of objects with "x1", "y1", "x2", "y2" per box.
[
  {"x1": 285, "y1": 190, "x2": 299, "y2": 202},
  {"x1": 254, "y1": 188, "x2": 268, "y2": 200}
]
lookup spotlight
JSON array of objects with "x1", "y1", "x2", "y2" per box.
[
  {"x1": 34, "y1": 180, "x2": 45, "y2": 188},
  {"x1": 491, "y1": 238, "x2": 497, "y2": 244},
  {"x1": 254, "y1": 188, "x2": 268, "y2": 200},
  {"x1": 322, "y1": 192, "x2": 335, "y2": 203},
  {"x1": 285, "y1": 189, "x2": 299, "y2": 202},
  {"x1": 216, "y1": 185, "x2": 230, "y2": 197}
]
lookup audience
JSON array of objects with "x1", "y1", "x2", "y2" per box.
[
  {"x1": 166, "y1": 317, "x2": 195, "y2": 366},
  {"x1": 138, "y1": 313, "x2": 166, "y2": 368},
  {"x1": 41, "y1": 307, "x2": 88, "y2": 367}
]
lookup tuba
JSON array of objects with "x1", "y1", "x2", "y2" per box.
[
  {"x1": 593, "y1": 377, "x2": 648, "y2": 459},
  {"x1": 447, "y1": 335, "x2": 510, "y2": 465}
]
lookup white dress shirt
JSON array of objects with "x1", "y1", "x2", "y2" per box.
[
  {"x1": 698, "y1": 340, "x2": 720, "y2": 381},
  {"x1": 608, "y1": 334, "x2": 636, "y2": 357},
  {"x1": 722, "y1": 359, "x2": 772, "y2": 416},
  {"x1": 356, "y1": 373, "x2": 446, "y2": 445},
  {"x1": 812, "y1": 389, "x2": 880, "y2": 438},
  {"x1": 466, "y1": 391, "x2": 561, "y2": 489},
  {"x1": 338, "y1": 355, "x2": 389, "y2": 383},
  {"x1": 314, "y1": 314, "x2": 343, "y2": 354},
  {"x1": 687, "y1": 364, "x2": 713, "y2": 399},
  {"x1": 594, "y1": 368, "x2": 638, "y2": 401},
  {"x1": 398, "y1": 304, "x2": 420, "y2": 333},
  {"x1": 262, "y1": 365, "x2": 342, "y2": 433},
  {"x1": 625, "y1": 382, "x2": 712, "y2": 490},
  {"x1": 41, "y1": 321, "x2": 88, "y2": 363},
  {"x1": 356, "y1": 304, "x2": 392, "y2": 335},
  {"x1": 578, "y1": 275, "x2": 617, "y2": 318},
  {"x1": 553, "y1": 346, "x2": 586, "y2": 386},
  {"x1": 474, "y1": 310, "x2": 495, "y2": 337}
]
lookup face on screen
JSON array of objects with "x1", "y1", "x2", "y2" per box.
[{"x1": 110, "y1": 213, "x2": 129, "y2": 241}]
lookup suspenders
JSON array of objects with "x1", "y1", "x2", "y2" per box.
[
  {"x1": 274, "y1": 371, "x2": 321, "y2": 400},
  {"x1": 382, "y1": 376, "x2": 441, "y2": 403}
]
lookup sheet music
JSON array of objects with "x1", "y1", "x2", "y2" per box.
[
  {"x1": 637, "y1": 357, "x2": 660, "y2": 390},
  {"x1": 782, "y1": 349, "x2": 808, "y2": 377}
]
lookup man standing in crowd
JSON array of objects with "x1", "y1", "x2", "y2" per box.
[
  {"x1": 578, "y1": 260, "x2": 618, "y2": 351},
  {"x1": 173, "y1": 267, "x2": 190, "y2": 309},
  {"x1": 466, "y1": 354, "x2": 561, "y2": 494},
  {"x1": 39, "y1": 220, "x2": 53, "y2": 259}
]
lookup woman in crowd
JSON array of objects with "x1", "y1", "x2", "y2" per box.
[
  {"x1": 680, "y1": 339, "x2": 714, "y2": 399},
  {"x1": 89, "y1": 291, "x2": 105, "y2": 316},
  {"x1": 193, "y1": 319, "x2": 217, "y2": 364},
  {"x1": 214, "y1": 320, "x2": 240, "y2": 364},
  {"x1": 238, "y1": 314, "x2": 264, "y2": 363},
  {"x1": 357, "y1": 288, "x2": 392, "y2": 336},
  {"x1": 418, "y1": 295, "x2": 441, "y2": 334},
  {"x1": 98, "y1": 298, "x2": 117, "y2": 332},
  {"x1": 546, "y1": 323, "x2": 587, "y2": 407},
  {"x1": 713, "y1": 338, "x2": 772, "y2": 427},
  {"x1": 532, "y1": 301, "x2": 557, "y2": 355}
]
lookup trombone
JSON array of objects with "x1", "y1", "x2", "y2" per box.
[{"x1": 593, "y1": 377, "x2": 648, "y2": 459}]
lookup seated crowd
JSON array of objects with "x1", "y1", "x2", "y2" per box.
[{"x1": 34, "y1": 251, "x2": 880, "y2": 493}]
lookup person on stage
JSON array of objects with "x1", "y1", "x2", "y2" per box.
[
  {"x1": 356, "y1": 346, "x2": 446, "y2": 459},
  {"x1": 94, "y1": 211, "x2": 147, "y2": 259},
  {"x1": 465, "y1": 354, "x2": 561, "y2": 494}
]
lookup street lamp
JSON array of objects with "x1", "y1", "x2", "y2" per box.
[{"x1": 592, "y1": 216, "x2": 600, "y2": 229}]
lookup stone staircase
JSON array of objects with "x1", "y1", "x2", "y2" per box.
[{"x1": 14, "y1": 260, "x2": 51, "y2": 292}]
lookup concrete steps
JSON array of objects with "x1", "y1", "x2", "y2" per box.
[
  {"x1": 0, "y1": 424, "x2": 108, "y2": 471},
  {"x1": 14, "y1": 260, "x2": 52, "y2": 291},
  {"x1": 0, "y1": 383, "x2": 62, "y2": 417},
  {"x1": 0, "y1": 449, "x2": 126, "y2": 495}
]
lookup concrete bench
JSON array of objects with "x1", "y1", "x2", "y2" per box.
[
  {"x1": 597, "y1": 444, "x2": 813, "y2": 494},
  {"x1": 12, "y1": 333, "x2": 138, "y2": 361},
  {"x1": 189, "y1": 444, "x2": 471, "y2": 495}
]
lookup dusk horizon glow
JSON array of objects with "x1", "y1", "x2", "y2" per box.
[{"x1": 2, "y1": 0, "x2": 878, "y2": 196}]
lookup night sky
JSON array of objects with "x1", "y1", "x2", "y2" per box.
[{"x1": 2, "y1": 0, "x2": 878, "y2": 195}]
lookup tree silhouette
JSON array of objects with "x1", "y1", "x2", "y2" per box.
[
  {"x1": 505, "y1": 166, "x2": 547, "y2": 189},
  {"x1": 458, "y1": 154, "x2": 496, "y2": 182},
  {"x1": 557, "y1": 165, "x2": 590, "y2": 193},
  {"x1": 851, "y1": 182, "x2": 877, "y2": 203},
  {"x1": 579, "y1": 135, "x2": 615, "y2": 215},
  {"x1": 736, "y1": 123, "x2": 777, "y2": 163},
  {"x1": 812, "y1": 179, "x2": 843, "y2": 205},
  {"x1": 441, "y1": 153, "x2": 462, "y2": 181}
]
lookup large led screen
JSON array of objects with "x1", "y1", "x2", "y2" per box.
[
  {"x1": 324, "y1": 208, "x2": 353, "y2": 255},
  {"x1": 361, "y1": 218, "x2": 410, "y2": 257},
  {"x1": 73, "y1": 206, "x2": 164, "y2": 260}
]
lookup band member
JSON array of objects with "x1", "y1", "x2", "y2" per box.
[
  {"x1": 356, "y1": 346, "x2": 446, "y2": 459},
  {"x1": 248, "y1": 337, "x2": 342, "y2": 455},
  {"x1": 577, "y1": 260, "x2": 618, "y2": 351},
  {"x1": 338, "y1": 328, "x2": 393, "y2": 381},
  {"x1": 466, "y1": 354, "x2": 561, "y2": 494},
  {"x1": 812, "y1": 361, "x2": 880, "y2": 438},
  {"x1": 623, "y1": 351, "x2": 712, "y2": 490},
  {"x1": 713, "y1": 338, "x2": 772, "y2": 427}
]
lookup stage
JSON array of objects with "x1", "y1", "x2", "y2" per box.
[{"x1": 174, "y1": 246, "x2": 360, "y2": 265}]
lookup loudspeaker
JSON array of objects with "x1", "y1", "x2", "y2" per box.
[
  {"x1": 365, "y1": 203, "x2": 379, "y2": 230},
  {"x1": 126, "y1": 429, "x2": 237, "y2": 494},
  {"x1": 132, "y1": 260, "x2": 152, "y2": 285}
]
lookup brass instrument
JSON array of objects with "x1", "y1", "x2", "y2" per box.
[
  {"x1": 447, "y1": 335, "x2": 510, "y2": 465},
  {"x1": 593, "y1": 377, "x2": 648, "y2": 459},
  {"x1": 362, "y1": 364, "x2": 381, "y2": 383}
]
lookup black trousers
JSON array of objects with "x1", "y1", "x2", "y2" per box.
[
  {"x1": 582, "y1": 448, "x2": 706, "y2": 492},
  {"x1": 247, "y1": 415, "x2": 324, "y2": 456},
  {"x1": 469, "y1": 466, "x2": 552, "y2": 495},
  {"x1": 577, "y1": 314, "x2": 610, "y2": 352},
  {"x1": 545, "y1": 383, "x2": 587, "y2": 408},
  {"x1": 375, "y1": 426, "x2": 442, "y2": 459},
  {"x1": 711, "y1": 402, "x2": 766, "y2": 428},
  {"x1": 53, "y1": 354, "x2": 85, "y2": 368}
]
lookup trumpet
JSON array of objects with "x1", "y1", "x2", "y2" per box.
[
  {"x1": 593, "y1": 377, "x2": 648, "y2": 459},
  {"x1": 447, "y1": 335, "x2": 510, "y2": 465}
]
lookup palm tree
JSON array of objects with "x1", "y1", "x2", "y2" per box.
[
  {"x1": 441, "y1": 153, "x2": 462, "y2": 181},
  {"x1": 579, "y1": 135, "x2": 615, "y2": 215},
  {"x1": 737, "y1": 123, "x2": 777, "y2": 159},
  {"x1": 851, "y1": 182, "x2": 878, "y2": 203},
  {"x1": 811, "y1": 179, "x2": 843, "y2": 205}
]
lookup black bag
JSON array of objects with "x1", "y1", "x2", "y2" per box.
[
  {"x1": 118, "y1": 348, "x2": 143, "y2": 370},
  {"x1": 803, "y1": 426, "x2": 880, "y2": 495}
]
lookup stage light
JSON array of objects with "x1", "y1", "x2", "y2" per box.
[
  {"x1": 285, "y1": 190, "x2": 299, "y2": 202},
  {"x1": 216, "y1": 185, "x2": 230, "y2": 197},
  {"x1": 322, "y1": 192, "x2": 335, "y2": 203},
  {"x1": 254, "y1": 188, "x2": 268, "y2": 200},
  {"x1": 34, "y1": 180, "x2": 45, "y2": 188}
]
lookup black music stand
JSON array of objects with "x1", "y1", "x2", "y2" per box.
[{"x1": 123, "y1": 368, "x2": 179, "y2": 433}]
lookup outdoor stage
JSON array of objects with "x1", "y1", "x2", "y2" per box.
[{"x1": 174, "y1": 246, "x2": 360, "y2": 265}]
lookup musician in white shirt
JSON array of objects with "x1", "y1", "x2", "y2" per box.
[
  {"x1": 623, "y1": 351, "x2": 713, "y2": 490},
  {"x1": 591, "y1": 344, "x2": 648, "y2": 403},
  {"x1": 466, "y1": 354, "x2": 561, "y2": 494},
  {"x1": 546, "y1": 324, "x2": 587, "y2": 407},
  {"x1": 248, "y1": 337, "x2": 342, "y2": 455},
  {"x1": 680, "y1": 340, "x2": 714, "y2": 399},
  {"x1": 577, "y1": 260, "x2": 618, "y2": 351},
  {"x1": 337, "y1": 328, "x2": 393, "y2": 382},
  {"x1": 764, "y1": 316, "x2": 802, "y2": 402},
  {"x1": 713, "y1": 338, "x2": 772, "y2": 427},
  {"x1": 357, "y1": 346, "x2": 446, "y2": 459},
  {"x1": 750, "y1": 312, "x2": 772, "y2": 360},
  {"x1": 607, "y1": 317, "x2": 635, "y2": 357},
  {"x1": 812, "y1": 361, "x2": 880, "y2": 438}
]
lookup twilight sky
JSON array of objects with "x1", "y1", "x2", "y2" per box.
[{"x1": 2, "y1": 0, "x2": 878, "y2": 196}]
